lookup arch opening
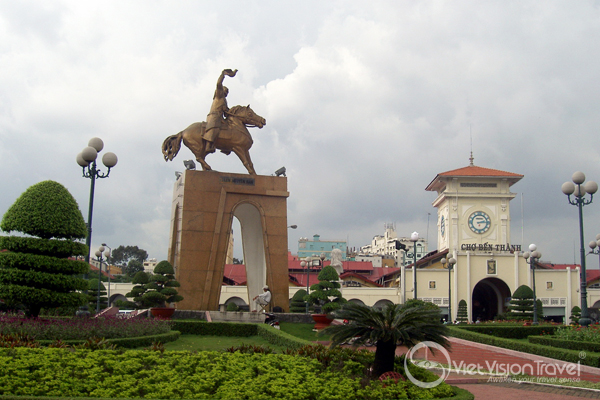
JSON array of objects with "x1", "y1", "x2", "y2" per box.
[{"x1": 471, "y1": 278, "x2": 511, "y2": 322}]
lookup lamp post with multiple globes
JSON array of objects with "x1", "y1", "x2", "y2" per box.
[
  {"x1": 440, "y1": 257, "x2": 456, "y2": 324},
  {"x1": 561, "y1": 171, "x2": 597, "y2": 327},
  {"x1": 410, "y1": 232, "x2": 419, "y2": 299},
  {"x1": 76, "y1": 138, "x2": 118, "y2": 269},
  {"x1": 523, "y1": 244, "x2": 541, "y2": 325}
]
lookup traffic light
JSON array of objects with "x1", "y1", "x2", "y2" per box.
[{"x1": 395, "y1": 240, "x2": 407, "y2": 251}]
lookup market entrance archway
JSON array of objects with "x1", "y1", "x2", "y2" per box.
[{"x1": 472, "y1": 278, "x2": 511, "y2": 322}]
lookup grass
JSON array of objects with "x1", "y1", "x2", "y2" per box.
[
  {"x1": 162, "y1": 334, "x2": 290, "y2": 352},
  {"x1": 159, "y1": 322, "x2": 330, "y2": 352},
  {"x1": 279, "y1": 322, "x2": 331, "y2": 342}
]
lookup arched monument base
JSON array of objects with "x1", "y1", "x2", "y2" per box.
[{"x1": 168, "y1": 170, "x2": 290, "y2": 311}]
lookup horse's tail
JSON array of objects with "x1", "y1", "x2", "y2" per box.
[{"x1": 162, "y1": 131, "x2": 183, "y2": 161}]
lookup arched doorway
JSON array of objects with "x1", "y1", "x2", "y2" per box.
[{"x1": 472, "y1": 278, "x2": 511, "y2": 322}]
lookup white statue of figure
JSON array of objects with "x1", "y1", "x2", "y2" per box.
[{"x1": 330, "y1": 248, "x2": 344, "y2": 275}]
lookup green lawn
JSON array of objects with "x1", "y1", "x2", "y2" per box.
[
  {"x1": 279, "y1": 322, "x2": 330, "y2": 341},
  {"x1": 162, "y1": 334, "x2": 291, "y2": 352}
]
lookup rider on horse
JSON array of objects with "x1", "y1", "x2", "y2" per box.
[{"x1": 204, "y1": 69, "x2": 237, "y2": 154}]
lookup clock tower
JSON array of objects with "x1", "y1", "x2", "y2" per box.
[{"x1": 425, "y1": 160, "x2": 523, "y2": 253}]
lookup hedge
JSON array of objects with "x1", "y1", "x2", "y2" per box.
[
  {"x1": 171, "y1": 320, "x2": 257, "y2": 336},
  {"x1": 171, "y1": 321, "x2": 312, "y2": 349},
  {"x1": 256, "y1": 324, "x2": 312, "y2": 350},
  {"x1": 528, "y1": 335, "x2": 600, "y2": 353},
  {"x1": 36, "y1": 331, "x2": 181, "y2": 349},
  {"x1": 453, "y1": 324, "x2": 560, "y2": 339},
  {"x1": 448, "y1": 326, "x2": 600, "y2": 367}
]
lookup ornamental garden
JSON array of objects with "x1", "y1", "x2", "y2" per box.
[{"x1": 1, "y1": 181, "x2": 600, "y2": 399}]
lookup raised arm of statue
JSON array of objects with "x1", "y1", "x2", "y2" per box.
[{"x1": 215, "y1": 69, "x2": 237, "y2": 97}]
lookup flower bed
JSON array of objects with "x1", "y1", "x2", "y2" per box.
[
  {"x1": 0, "y1": 348, "x2": 462, "y2": 400},
  {"x1": 0, "y1": 314, "x2": 171, "y2": 340},
  {"x1": 554, "y1": 324, "x2": 600, "y2": 343}
]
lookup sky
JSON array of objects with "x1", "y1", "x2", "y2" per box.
[{"x1": 2, "y1": 0, "x2": 600, "y2": 266}]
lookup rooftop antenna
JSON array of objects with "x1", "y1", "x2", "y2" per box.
[{"x1": 469, "y1": 125, "x2": 474, "y2": 166}]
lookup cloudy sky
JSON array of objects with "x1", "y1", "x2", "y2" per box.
[{"x1": 2, "y1": 1, "x2": 600, "y2": 266}]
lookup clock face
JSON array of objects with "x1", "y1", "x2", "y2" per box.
[
  {"x1": 440, "y1": 216, "x2": 446, "y2": 237},
  {"x1": 468, "y1": 211, "x2": 491, "y2": 234}
]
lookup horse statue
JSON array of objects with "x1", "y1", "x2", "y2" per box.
[{"x1": 162, "y1": 105, "x2": 266, "y2": 175}]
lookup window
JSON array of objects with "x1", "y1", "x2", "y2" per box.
[
  {"x1": 546, "y1": 281, "x2": 553, "y2": 290},
  {"x1": 429, "y1": 281, "x2": 436, "y2": 289}
]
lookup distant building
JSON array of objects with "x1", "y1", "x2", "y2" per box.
[
  {"x1": 360, "y1": 223, "x2": 428, "y2": 267},
  {"x1": 143, "y1": 258, "x2": 158, "y2": 273},
  {"x1": 297, "y1": 234, "x2": 347, "y2": 261}
]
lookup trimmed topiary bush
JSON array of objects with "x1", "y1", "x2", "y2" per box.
[
  {"x1": 143, "y1": 260, "x2": 183, "y2": 307},
  {"x1": 457, "y1": 299, "x2": 468, "y2": 323},
  {"x1": 507, "y1": 285, "x2": 534, "y2": 321},
  {"x1": 88, "y1": 279, "x2": 108, "y2": 311},
  {"x1": 570, "y1": 306, "x2": 581, "y2": 324},
  {"x1": 0, "y1": 181, "x2": 89, "y2": 317},
  {"x1": 290, "y1": 289, "x2": 308, "y2": 313},
  {"x1": 305, "y1": 265, "x2": 346, "y2": 313}
]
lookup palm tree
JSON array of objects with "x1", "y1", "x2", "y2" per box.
[{"x1": 323, "y1": 302, "x2": 450, "y2": 376}]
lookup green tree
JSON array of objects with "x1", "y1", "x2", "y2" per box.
[
  {"x1": 507, "y1": 285, "x2": 534, "y2": 321},
  {"x1": 457, "y1": 299, "x2": 468, "y2": 323},
  {"x1": 123, "y1": 259, "x2": 144, "y2": 276},
  {"x1": 88, "y1": 279, "x2": 108, "y2": 311},
  {"x1": 290, "y1": 289, "x2": 308, "y2": 313},
  {"x1": 323, "y1": 302, "x2": 449, "y2": 376},
  {"x1": 0, "y1": 180, "x2": 89, "y2": 318},
  {"x1": 305, "y1": 265, "x2": 346, "y2": 313},
  {"x1": 109, "y1": 245, "x2": 148, "y2": 268}
]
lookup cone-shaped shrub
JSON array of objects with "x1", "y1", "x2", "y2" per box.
[
  {"x1": 306, "y1": 265, "x2": 346, "y2": 313},
  {"x1": 508, "y1": 285, "x2": 534, "y2": 321},
  {"x1": 290, "y1": 289, "x2": 308, "y2": 313},
  {"x1": 0, "y1": 181, "x2": 89, "y2": 317}
]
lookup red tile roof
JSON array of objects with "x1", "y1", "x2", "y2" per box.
[{"x1": 426, "y1": 165, "x2": 523, "y2": 191}]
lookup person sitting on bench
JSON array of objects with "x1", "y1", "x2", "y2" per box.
[{"x1": 253, "y1": 286, "x2": 272, "y2": 312}]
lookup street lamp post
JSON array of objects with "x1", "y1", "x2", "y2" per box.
[
  {"x1": 589, "y1": 234, "x2": 600, "y2": 269},
  {"x1": 301, "y1": 257, "x2": 310, "y2": 313},
  {"x1": 562, "y1": 171, "x2": 598, "y2": 327},
  {"x1": 94, "y1": 245, "x2": 111, "y2": 314},
  {"x1": 441, "y1": 257, "x2": 456, "y2": 324},
  {"x1": 102, "y1": 243, "x2": 112, "y2": 306},
  {"x1": 523, "y1": 244, "x2": 542, "y2": 325},
  {"x1": 76, "y1": 138, "x2": 118, "y2": 270},
  {"x1": 410, "y1": 232, "x2": 419, "y2": 299}
]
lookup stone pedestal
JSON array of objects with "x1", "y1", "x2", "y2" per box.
[{"x1": 168, "y1": 170, "x2": 290, "y2": 311}]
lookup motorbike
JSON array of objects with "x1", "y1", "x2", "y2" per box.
[{"x1": 264, "y1": 313, "x2": 280, "y2": 329}]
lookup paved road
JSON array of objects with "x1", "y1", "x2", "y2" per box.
[{"x1": 408, "y1": 337, "x2": 600, "y2": 399}]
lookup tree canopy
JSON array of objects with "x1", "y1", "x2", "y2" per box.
[
  {"x1": 108, "y1": 245, "x2": 148, "y2": 268},
  {"x1": 0, "y1": 180, "x2": 89, "y2": 317}
]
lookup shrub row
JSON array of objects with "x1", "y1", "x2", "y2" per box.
[
  {"x1": 36, "y1": 331, "x2": 181, "y2": 349},
  {"x1": 171, "y1": 320, "x2": 257, "y2": 336},
  {"x1": 448, "y1": 326, "x2": 600, "y2": 367},
  {"x1": 256, "y1": 324, "x2": 312, "y2": 350},
  {"x1": 528, "y1": 335, "x2": 600, "y2": 353},
  {"x1": 454, "y1": 324, "x2": 560, "y2": 339},
  {"x1": 0, "y1": 348, "x2": 460, "y2": 399}
]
